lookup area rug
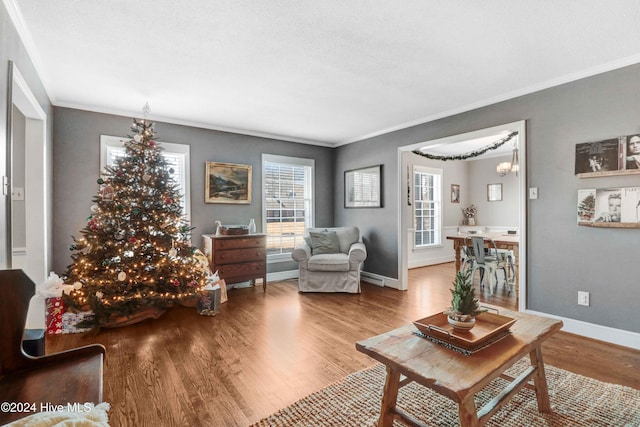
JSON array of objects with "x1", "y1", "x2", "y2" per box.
[{"x1": 251, "y1": 359, "x2": 640, "y2": 426}]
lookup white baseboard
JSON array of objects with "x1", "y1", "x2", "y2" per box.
[
  {"x1": 267, "y1": 270, "x2": 298, "y2": 282},
  {"x1": 525, "y1": 309, "x2": 640, "y2": 350},
  {"x1": 360, "y1": 271, "x2": 385, "y2": 287},
  {"x1": 361, "y1": 271, "x2": 401, "y2": 289},
  {"x1": 12, "y1": 247, "x2": 27, "y2": 269},
  {"x1": 267, "y1": 269, "x2": 400, "y2": 290},
  {"x1": 408, "y1": 256, "x2": 455, "y2": 269}
]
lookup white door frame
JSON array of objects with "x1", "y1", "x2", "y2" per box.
[
  {"x1": 9, "y1": 62, "x2": 49, "y2": 285},
  {"x1": 397, "y1": 120, "x2": 527, "y2": 311}
]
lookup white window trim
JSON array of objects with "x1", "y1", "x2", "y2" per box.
[
  {"x1": 262, "y1": 153, "x2": 315, "y2": 263},
  {"x1": 100, "y1": 135, "x2": 191, "y2": 221},
  {"x1": 413, "y1": 165, "x2": 443, "y2": 249}
]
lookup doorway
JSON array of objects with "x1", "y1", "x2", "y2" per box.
[
  {"x1": 397, "y1": 121, "x2": 527, "y2": 311},
  {"x1": 7, "y1": 62, "x2": 49, "y2": 289}
]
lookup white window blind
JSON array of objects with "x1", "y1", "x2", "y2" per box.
[
  {"x1": 414, "y1": 167, "x2": 442, "y2": 248},
  {"x1": 262, "y1": 154, "x2": 314, "y2": 260}
]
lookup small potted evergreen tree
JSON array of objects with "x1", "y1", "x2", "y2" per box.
[{"x1": 445, "y1": 270, "x2": 486, "y2": 332}]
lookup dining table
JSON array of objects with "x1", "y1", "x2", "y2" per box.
[{"x1": 446, "y1": 232, "x2": 520, "y2": 302}]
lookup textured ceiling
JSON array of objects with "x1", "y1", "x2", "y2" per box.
[{"x1": 8, "y1": 1, "x2": 640, "y2": 146}]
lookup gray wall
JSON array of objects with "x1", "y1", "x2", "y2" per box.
[
  {"x1": 1, "y1": 3, "x2": 54, "y2": 269},
  {"x1": 52, "y1": 108, "x2": 335, "y2": 274},
  {"x1": 334, "y1": 143, "x2": 399, "y2": 277},
  {"x1": 468, "y1": 155, "x2": 519, "y2": 228},
  {"x1": 335, "y1": 63, "x2": 640, "y2": 334}
]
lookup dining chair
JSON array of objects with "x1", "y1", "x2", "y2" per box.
[
  {"x1": 464, "y1": 236, "x2": 511, "y2": 295},
  {"x1": 490, "y1": 248, "x2": 515, "y2": 292}
]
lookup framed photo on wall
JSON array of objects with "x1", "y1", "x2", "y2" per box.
[
  {"x1": 205, "y1": 161, "x2": 252, "y2": 204},
  {"x1": 345, "y1": 165, "x2": 382, "y2": 208},
  {"x1": 574, "y1": 134, "x2": 640, "y2": 177},
  {"x1": 578, "y1": 186, "x2": 640, "y2": 226},
  {"x1": 487, "y1": 183, "x2": 502, "y2": 202},
  {"x1": 451, "y1": 184, "x2": 460, "y2": 203}
]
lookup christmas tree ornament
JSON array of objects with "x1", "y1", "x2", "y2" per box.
[
  {"x1": 97, "y1": 178, "x2": 104, "y2": 185},
  {"x1": 168, "y1": 248, "x2": 178, "y2": 258},
  {"x1": 134, "y1": 134, "x2": 142, "y2": 142},
  {"x1": 102, "y1": 185, "x2": 115, "y2": 201},
  {"x1": 90, "y1": 205, "x2": 99, "y2": 213},
  {"x1": 118, "y1": 272, "x2": 126, "y2": 281},
  {"x1": 143, "y1": 173, "x2": 151, "y2": 182}
]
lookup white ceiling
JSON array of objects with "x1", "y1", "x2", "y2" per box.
[{"x1": 8, "y1": 1, "x2": 640, "y2": 147}]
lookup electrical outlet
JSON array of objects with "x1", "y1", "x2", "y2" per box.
[
  {"x1": 578, "y1": 291, "x2": 590, "y2": 306},
  {"x1": 529, "y1": 187, "x2": 538, "y2": 199}
]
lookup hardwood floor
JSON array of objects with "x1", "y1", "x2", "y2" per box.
[{"x1": 46, "y1": 262, "x2": 639, "y2": 426}]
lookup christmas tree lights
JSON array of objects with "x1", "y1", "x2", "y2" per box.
[{"x1": 63, "y1": 119, "x2": 207, "y2": 327}]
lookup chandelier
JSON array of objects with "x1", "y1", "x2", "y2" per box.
[{"x1": 497, "y1": 142, "x2": 519, "y2": 177}]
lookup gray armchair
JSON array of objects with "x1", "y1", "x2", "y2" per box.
[{"x1": 291, "y1": 226, "x2": 367, "y2": 293}]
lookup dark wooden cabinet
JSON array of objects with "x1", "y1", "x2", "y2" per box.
[{"x1": 202, "y1": 234, "x2": 267, "y2": 291}]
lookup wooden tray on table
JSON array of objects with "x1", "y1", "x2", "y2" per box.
[{"x1": 413, "y1": 311, "x2": 517, "y2": 353}]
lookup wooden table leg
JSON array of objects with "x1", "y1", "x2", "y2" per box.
[
  {"x1": 530, "y1": 346, "x2": 551, "y2": 413},
  {"x1": 458, "y1": 396, "x2": 480, "y2": 427},
  {"x1": 377, "y1": 367, "x2": 401, "y2": 427},
  {"x1": 454, "y1": 241, "x2": 462, "y2": 271}
]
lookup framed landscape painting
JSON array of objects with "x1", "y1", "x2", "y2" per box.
[{"x1": 205, "y1": 162, "x2": 252, "y2": 204}]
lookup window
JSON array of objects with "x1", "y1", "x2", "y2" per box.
[
  {"x1": 414, "y1": 166, "x2": 442, "y2": 248},
  {"x1": 262, "y1": 154, "x2": 314, "y2": 261},
  {"x1": 100, "y1": 135, "x2": 191, "y2": 220}
]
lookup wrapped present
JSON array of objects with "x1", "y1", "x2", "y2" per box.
[
  {"x1": 197, "y1": 283, "x2": 221, "y2": 316},
  {"x1": 207, "y1": 270, "x2": 228, "y2": 304},
  {"x1": 45, "y1": 297, "x2": 65, "y2": 335},
  {"x1": 62, "y1": 311, "x2": 95, "y2": 334},
  {"x1": 39, "y1": 272, "x2": 79, "y2": 335}
]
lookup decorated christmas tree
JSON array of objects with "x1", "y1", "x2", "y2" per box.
[{"x1": 63, "y1": 118, "x2": 207, "y2": 327}]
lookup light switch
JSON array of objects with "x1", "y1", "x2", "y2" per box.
[
  {"x1": 12, "y1": 187, "x2": 25, "y2": 201},
  {"x1": 529, "y1": 187, "x2": 538, "y2": 199}
]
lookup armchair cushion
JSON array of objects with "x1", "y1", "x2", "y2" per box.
[
  {"x1": 308, "y1": 253, "x2": 350, "y2": 272},
  {"x1": 309, "y1": 231, "x2": 340, "y2": 255},
  {"x1": 307, "y1": 226, "x2": 360, "y2": 254}
]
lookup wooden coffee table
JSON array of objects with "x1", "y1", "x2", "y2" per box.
[{"x1": 355, "y1": 310, "x2": 563, "y2": 427}]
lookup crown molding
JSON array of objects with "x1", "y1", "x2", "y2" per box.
[
  {"x1": 3, "y1": 0, "x2": 55, "y2": 104},
  {"x1": 53, "y1": 100, "x2": 337, "y2": 148},
  {"x1": 338, "y1": 54, "x2": 640, "y2": 146}
]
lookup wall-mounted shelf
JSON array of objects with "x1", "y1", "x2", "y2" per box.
[
  {"x1": 578, "y1": 221, "x2": 640, "y2": 229},
  {"x1": 577, "y1": 169, "x2": 640, "y2": 179}
]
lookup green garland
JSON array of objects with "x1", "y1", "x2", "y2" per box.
[{"x1": 412, "y1": 132, "x2": 518, "y2": 161}]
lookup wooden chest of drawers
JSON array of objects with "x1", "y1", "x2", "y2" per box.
[{"x1": 202, "y1": 234, "x2": 267, "y2": 291}]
